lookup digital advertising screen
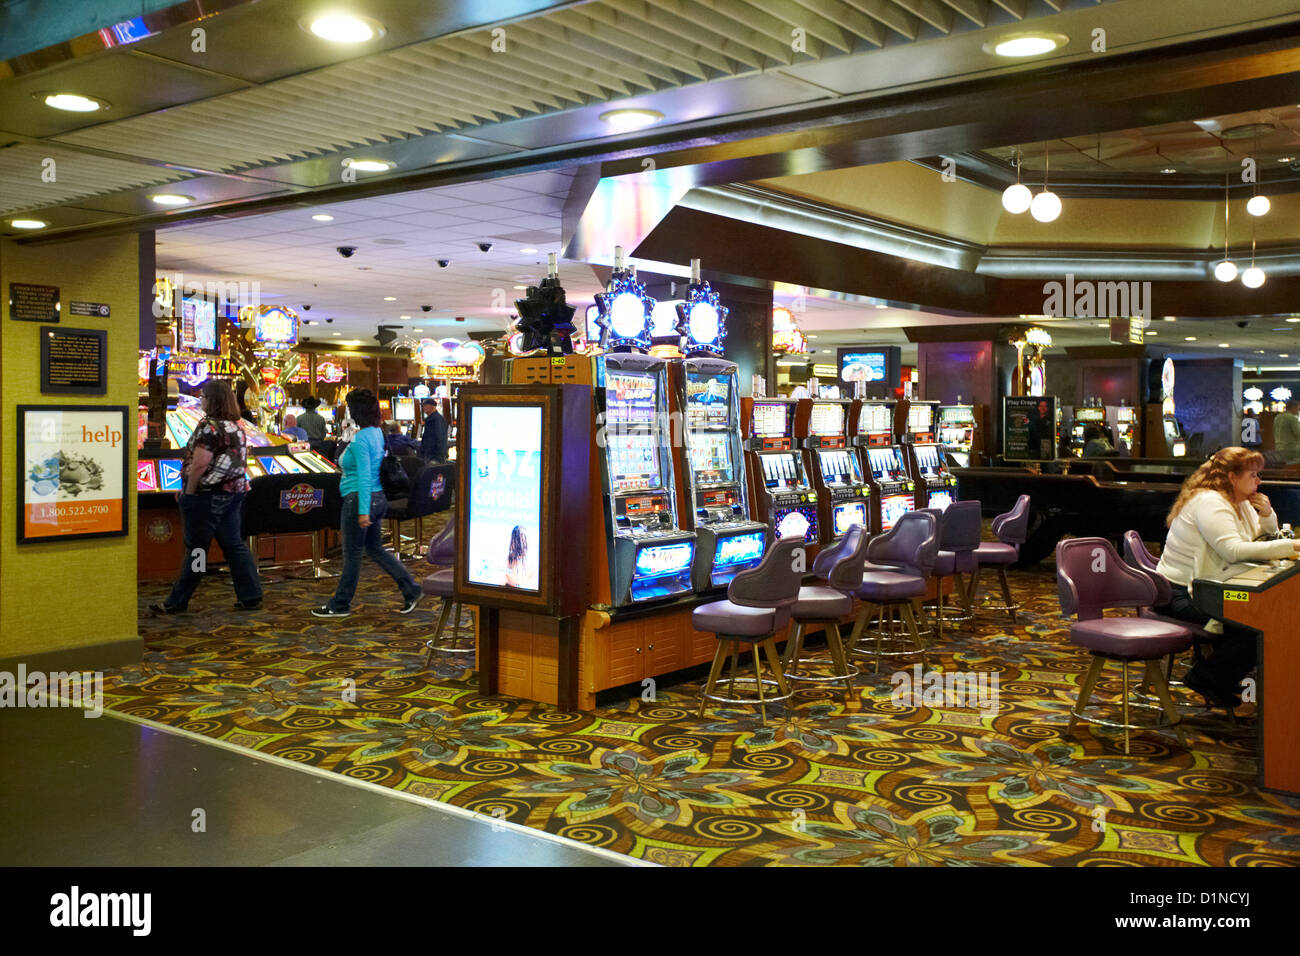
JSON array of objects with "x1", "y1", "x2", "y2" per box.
[
  {"x1": 818, "y1": 449, "x2": 861, "y2": 484},
  {"x1": 751, "y1": 402, "x2": 787, "y2": 438},
  {"x1": 841, "y1": 351, "x2": 887, "y2": 383},
  {"x1": 833, "y1": 501, "x2": 867, "y2": 537},
  {"x1": 467, "y1": 405, "x2": 542, "y2": 592},
  {"x1": 688, "y1": 431, "x2": 733, "y2": 484},
  {"x1": 810, "y1": 402, "x2": 845, "y2": 436},
  {"x1": 180, "y1": 294, "x2": 217, "y2": 352}
]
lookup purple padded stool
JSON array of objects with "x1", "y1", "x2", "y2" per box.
[
  {"x1": 693, "y1": 537, "x2": 805, "y2": 725},
  {"x1": 1057, "y1": 537, "x2": 1192, "y2": 753},
  {"x1": 846, "y1": 511, "x2": 938, "y2": 673},
  {"x1": 923, "y1": 501, "x2": 982, "y2": 639},
  {"x1": 782, "y1": 524, "x2": 869, "y2": 704},
  {"x1": 421, "y1": 522, "x2": 472, "y2": 668},
  {"x1": 969, "y1": 494, "x2": 1029, "y2": 624}
]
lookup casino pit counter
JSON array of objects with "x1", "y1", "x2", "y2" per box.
[{"x1": 137, "y1": 400, "x2": 340, "y2": 581}]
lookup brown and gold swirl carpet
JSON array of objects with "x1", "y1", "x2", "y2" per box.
[{"x1": 113, "y1": 526, "x2": 1300, "y2": 866}]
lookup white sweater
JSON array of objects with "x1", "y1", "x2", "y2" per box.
[{"x1": 1156, "y1": 490, "x2": 1293, "y2": 590}]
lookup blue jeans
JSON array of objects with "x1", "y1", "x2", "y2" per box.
[
  {"x1": 328, "y1": 492, "x2": 420, "y2": 611},
  {"x1": 166, "y1": 491, "x2": 263, "y2": 609}
]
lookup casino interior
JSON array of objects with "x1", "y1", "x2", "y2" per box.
[{"x1": 3, "y1": 0, "x2": 1300, "y2": 871}]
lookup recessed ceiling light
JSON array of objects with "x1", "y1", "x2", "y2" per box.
[
  {"x1": 383, "y1": 296, "x2": 396, "y2": 301},
  {"x1": 1256, "y1": 349, "x2": 1266, "y2": 353},
  {"x1": 312, "y1": 214, "x2": 334, "y2": 222},
  {"x1": 513, "y1": 285, "x2": 528, "y2": 290},
  {"x1": 1185, "y1": 336, "x2": 1197, "y2": 341},
  {"x1": 1287, "y1": 318, "x2": 1300, "y2": 323},
  {"x1": 149, "y1": 193, "x2": 193, "y2": 206},
  {"x1": 1148, "y1": 330, "x2": 1158, "y2": 336},
  {"x1": 399, "y1": 315, "x2": 411, "y2": 320},
  {"x1": 1279, "y1": 157, "x2": 1296, "y2": 163},
  {"x1": 1282, "y1": 354, "x2": 1291, "y2": 358},
  {"x1": 1219, "y1": 343, "x2": 1231, "y2": 348},
  {"x1": 332, "y1": 332, "x2": 341, "y2": 336},
  {"x1": 1163, "y1": 316, "x2": 1176, "y2": 321},
  {"x1": 306, "y1": 13, "x2": 385, "y2": 43},
  {"x1": 10, "y1": 219, "x2": 47, "y2": 229},
  {"x1": 519, "y1": 247, "x2": 538, "y2": 254},
  {"x1": 874, "y1": 304, "x2": 887, "y2": 309},
  {"x1": 599, "y1": 108, "x2": 664, "y2": 130},
  {"x1": 414, "y1": 327, "x2": 423, "y2": 331},
  {"x1": 1160, "y1": 168, "x2": 1177, "y2": 174},
  {"x1": 989, "y1": 32, "x2": 1068, "y2": 57},
  {"x1": 342, "y1": 158, "x2": 393, "y2": 172},
  {"x1": 41, "y1": 92, "x2": 109, "y2": 112}
]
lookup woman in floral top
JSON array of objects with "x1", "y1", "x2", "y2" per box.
[{"x1": 151, "y1": 379, "x2": 263, "y2": 614}]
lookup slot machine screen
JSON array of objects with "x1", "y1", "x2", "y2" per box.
[
  {"x1": 634, "y1": 541, "x2": 695, "y2": 578},
  {"x1": 881, "y1": 494, "x2": 913, "y2": 531},
  {"x1": 258, "y1": 456, "x2": 289, "y2": 476},
  {"x1": 833, "y1": 501, "x2": 866, "y2": 537},
  {"x1": 136, "y1": 461, "x2": 158, "y2": 493},
  {"x1": 774, "y1": 505, "x2": 818, "y2": 542},
  {"x1": 608, "y1": 431, "x2": 662, "y2": 493},
  {"x1": 246, "y1": 459, "x2": 266, "y2": 479},
  {"x1": 157, "y1": 459, "x2": 184, "y2": 491},
  {"x1": 752, "y1": 402, "x2": 787, "y2": 438},
  {"x1": 908, "y1": 404, "x2": 933, "y2": 433},
  {"x1": 393, "y1": 397, "x2": 416, "y2": 422},
  {"x1": 818, "y1": 448, "x2": 861, "y2": 484},
  {"x1": 278, "y1": 456, "x2": 308, "y2": 474},
  {"x1": 179, "y1": 293, "x2": 217, "y2": 352},
  {"x1": 761, "y1": 453, "x2": 802, "y2": 490},
  {"x1": 927, "y1": 490, "x2": 954, "y2": 511},
  {"x1": 714, "y1": 531, "x2": 766, "y2": 569},
  {"x1": 915, "y1": 445, "x2": 942, "y2": 476},
  {"x1": 810, "y1": 402, "x2": 845, "y2": 436},
  {"x1": 689, "y1": 430, "x2": 733, "y2": 484},
  {"x1": 605, "y1": 370, "x2": 657, "y2": 425},
  {"x1": 685, "y1": 372, "x2": 731, "y2": 426},
  {"x1": 867, "y1": 447, "x2": 907, "y2": 480}
]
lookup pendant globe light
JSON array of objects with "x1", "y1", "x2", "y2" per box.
[
  {"x1": 1241, "y1": 224, "x2": 1265, "y2": 288},
  {"x1": 1247, "y1": 125, "x2": 1270, "y2": 216},
  {"x1": 1214, "y1": 175, "x2": 1238, "y2": 282},
  {"x1": 1030, "y1": 147, "x2": 1061, "y2": 222},
  {"x1": 1002, "y1": 147, "x2": 1032, "y2": 214}
]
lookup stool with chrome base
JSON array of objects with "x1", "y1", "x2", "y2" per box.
[
  {"x1": 923, "y1": 501, "x2": 981, "y2": 640},
  {"x1": 1056, "y1": 537, "x2": 1192, "y2": 754},
  {"x1": 694, "y1": 537, "x2": 804, "y2": 725},
  {"x1": 846, "y1": 511, "x2": 938, "y2": 674},
  {"x1": 969, "y1": 494, "x2": 1029, "y2": 624},
  {"x1": 782, "y1": 524, "x2": 869, "y2": 704},
  {"x1": 421, "y1": 521, "x2": 473, "y2": 668}
]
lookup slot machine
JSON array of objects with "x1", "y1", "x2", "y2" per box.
[
  {"x1": 676, "y1": 357, "x2": 769, "y2": 591},
  {"x1": 852, "y1": 399, "x2": 915, "y2": 533},
  {"x1": 1108, "y1": 404, "x2": 1138, "y2": 455},
  {"x1": 903, "y1": 400, "x2": 956, "y2": 509},
  {"x1": 598, "y1": 353, "x2": 697, "y2": 606},
  {"x1": 742, "y1": 397, "x2": 820, "y2": 545},
  {"x1": 802, "y1": 398, "x2": 870, "y2": 543},
  {"x1": 1069, "y1": 404, "x2": 1107, "y2": 456},
  {"x1": 937, "y1": 403, "x2": 980, "y2": 468}
]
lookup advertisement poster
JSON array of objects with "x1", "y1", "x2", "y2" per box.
[
  {"x1": 1003, "y1": 396, "x2": 1059, "y2": 461},
  {"x1": 18, "y1": 406, "x2": 128, "y2": 542},
  {"x1": 467, "y1": 405, "x2": 542, "y2": 591}
]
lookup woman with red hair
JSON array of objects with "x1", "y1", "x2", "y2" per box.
[{"x1": 1155, "y1": 447, "x2": 1300, "y2": 707}]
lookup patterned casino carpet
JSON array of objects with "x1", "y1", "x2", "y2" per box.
[{"x1": 110, "y1": 523, "x2": 1300, "y2": 866}]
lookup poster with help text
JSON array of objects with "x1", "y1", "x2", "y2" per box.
[
  {"x1": 19, "y1": 406, "x2": 128, "y2": 542},
  {"x1": 466, "y1": 405, "x2": 542, "y2": 591}
]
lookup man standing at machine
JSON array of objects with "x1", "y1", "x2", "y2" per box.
[
  {"x1": 420, "y1": 397, "x2": 448, "y2": 462},
  {"x1": 1274, "y1": 398, "x2": 1300, "y2": 464},
  {"x1": 297, "y1": 396, "x2": 328, "y2": 442}
]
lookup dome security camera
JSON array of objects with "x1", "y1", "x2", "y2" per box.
[
  {"x1": 326, "y1": 318, "x2": 334, "y2": 324},
  {"x1": 476, "y1": 242, "x2": 493, "y2": 252},
  {"x1": 1236, "y1": 320, "x2": 1249, "y2": 329},
  {"x1": 337, "y1": 246, "x2": 357, "y2": 258},
  {"x1": 301, "y1": 304, "x2": 312, "y2": 311},
  {"x1": 437, "y1": 259, "x2": 450, "y2": 268},
  {"x1": 421, "y1": 305, "x2": 432, "y2": 312}
]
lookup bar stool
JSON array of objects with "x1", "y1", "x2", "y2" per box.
[
  {"x1": 846, "y1": 511, "x2": 938, "y2": 674},
  {"x1": 421, "y1": 521, "x2": 473, "y2": 667},
  {"x1": 969, "y1": 494, "x2": 1029, "y2": 624},
  {"x1": 1056, "y1": 537, "x2": 1191, "y2": 753},
  {"x1": 782, "y1": 524, "x2": 869, "y2": 704},
  {"x1": 923, "y1": 501, "x2": 981, "y2": 640},
  {"x1": 694, "y1": 537, "x2": 804, "y2": 725}
]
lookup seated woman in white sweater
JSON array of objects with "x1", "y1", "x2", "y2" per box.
[{"x1": 1154, "y1": 447, "x2": 1300, "y2": 707}]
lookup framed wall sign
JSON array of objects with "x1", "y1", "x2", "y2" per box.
[
  {"x1": 40, "y1": 327, "x2": 107, "y2": 395},
  {"x1": 17, "y1": 405, "x2": 130, "y2": 543}
]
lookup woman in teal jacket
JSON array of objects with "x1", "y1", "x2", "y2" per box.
[{"x1": 312, "y1": 389, "x2": 422, "y2": 617}]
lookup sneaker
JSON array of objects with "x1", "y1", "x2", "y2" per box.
[
  {"x1": 149, "y1": 603, "x2": 184, "y2": 615},
  {"x1": 399, "y1": 594, "x2": 422, "y2": 615},
  {"x1": 311, "y1": 606, "x2": 351, "y2": 618},
  {"x1": 235, "y1": 599, "x2": 262, "y2": 611}
]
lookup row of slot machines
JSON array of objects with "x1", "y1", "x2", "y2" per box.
[{"x1": 594, "y1": 354, "x2": 960, "y2": 608}]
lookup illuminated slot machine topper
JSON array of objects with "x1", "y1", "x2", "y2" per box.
[
  {"x1": 600, "y1": 353, "x2": 696, "y2": 606},
  {"x1": 750, "y1": 400, "x2": 794, "y2": 449},
  {"x1": 906, "y1": 401, "x2": 937, "y2": 442}
]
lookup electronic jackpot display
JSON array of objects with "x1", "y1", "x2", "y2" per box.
[
  {"x1": 938, "y1": 404, "x2": 978, "y2": 468},
  {"x1": 599, "y1": 354, "x2": 695, "y2": 605},
  {"x1": 679, "y1": 358, "x2": 769, "y2": 590},
  {"x1": 803, "y1": 399, "x2": 869, "y2": 544},
  {"x1": 744, "y1": 397, "x2": 819, "y2": 543},
  {"x1": 902, "y1": 400, "x2": 956, "y2": 510}
]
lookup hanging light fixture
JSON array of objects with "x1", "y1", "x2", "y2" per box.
[
  {"x1": 1241, "y1": 209, "x2": 1265, "y2": 287},
  {"x1": 1030, "y1": 146, "x2": 1061, "y2": 222},
  {"x1": 1215, "y1": 175, "x2": 1238, "y2": 282},
  {"x1": 1002, "y1": 147, "x2": 1032, "y2": 214},
  {"x1": 1247, "y1": 125, "x2": 1270, "y2": 216}
]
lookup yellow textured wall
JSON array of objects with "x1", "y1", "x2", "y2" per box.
[{"x1": 0, "y1": 235, "x2": 139, "y2": 662}]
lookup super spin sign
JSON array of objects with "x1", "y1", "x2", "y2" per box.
[{"x1": 255, "y1": 306, "x2": 298, "y2": 347}]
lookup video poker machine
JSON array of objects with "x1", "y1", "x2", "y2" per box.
[
  {"x1": 743, "y1": 397, "x2": 820, "y2": 545},
  {"x1": 598, "y1": 353, "x2": 697, "y2": 606},
  {"x1": 903, "y1": 400, "x2": 957, "y2": 510},
  {"x1": 676, "y1": 357, "x2": 769, "y2": 591},
  {"x1": 852, "y1": 399, "x2": 916, "y2": 533},
  {"x1": 802, "y1": 399, "x2": 870, "y2": 543}
]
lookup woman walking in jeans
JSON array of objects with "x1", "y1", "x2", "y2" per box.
[
  {"x1": 312, "y1": 389, "x2": 422, "y2": 618},
  {"x1": 151, "y1": 379, "x2": 263, "y2": 614}
]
